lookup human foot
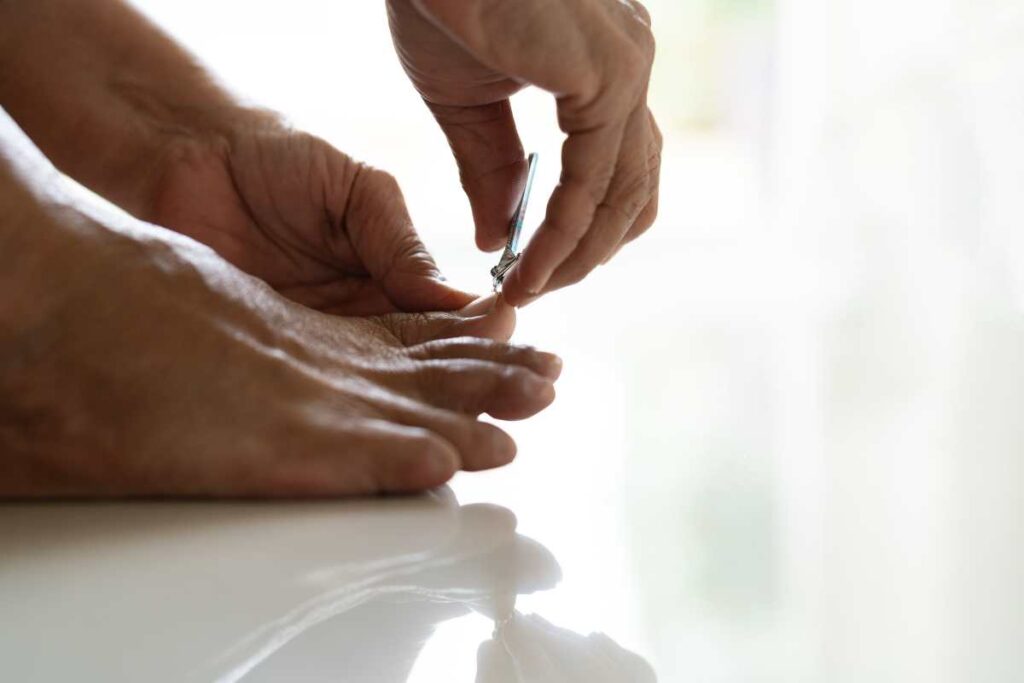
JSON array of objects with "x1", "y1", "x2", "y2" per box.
[{"x1": 0, "y1": 113, "x2": 560, "y2": 498}]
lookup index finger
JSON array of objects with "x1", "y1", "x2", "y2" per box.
[{"x1": 500, "y1": 115, "x2": 626, "y2": 305}]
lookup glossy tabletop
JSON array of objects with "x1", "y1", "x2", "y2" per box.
[{"x1": 3, "y1": 0, "x2": 1023, "y2": 681}]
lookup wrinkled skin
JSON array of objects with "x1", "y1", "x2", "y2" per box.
[
  {"x1": 0, "y1": 1, "x2": 479, "y2": 318},
  {"x1": 0, "y1": 0, "x2": 589, "y2": 499},
  {"x1": 0, "y1": 195, "x2": 561, "y2": 498},
  {"x1": 0, "y1": 117, "x2": 560, "y2": 498},
  {"x1": 147, "y1": 115, "x2": 476, "y2": 316},
  {"x1": 388, "y1": 0, "x2": 663, "y2": 305}
]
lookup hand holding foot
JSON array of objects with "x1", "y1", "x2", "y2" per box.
[{"x1": 0, "y1": 115, "x2": 560, "y2": 498}]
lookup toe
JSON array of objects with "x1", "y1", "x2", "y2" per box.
[
  {"x1": 267, "y1": 420, "x2": 460, "y2": 496},
  {"x1": 407, "y1": 337, "x2": 563, "y2": 380},
  {"x1": 371, "y1": 393, "x2": 519, "y2": 472},
  {"x1": 388, "y1": 359, "x2": 556, "y2": 420}
]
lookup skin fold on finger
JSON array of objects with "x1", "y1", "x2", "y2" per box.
[
  {"x1": 617, "y1": 187, "x2": 659, "y2": 253},
  {"x1": 344, "y1": 163, "x2": 476, "y2": 312},
  {"x1": 406, "y1": 337, "x2": 563, "y2": 380},
  {"x1": 611, "y1": 108, "x2": 663, "y2": 255},
  {"x1": 368, "y1": 390, "x2": 519, "y2": 472},
  {"x1": 598, "y1": 190, "x2": 659, "y2": 267}
]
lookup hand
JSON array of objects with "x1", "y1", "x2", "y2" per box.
[
  {"x1": 0, "y1": 113, "x2": 561, "y2": 498},
  {"x1": 0, "y1": 0, "x2": 474, "y2": 317},
  {"x1": 146, "y1": 112, "x2": 475, "y2": 316},
  {"x1": 388, "y1": 0, "x2": 662, "y2": 305}
]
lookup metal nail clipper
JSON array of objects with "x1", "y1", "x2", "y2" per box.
[{"x1": 491, "y1": 153, "x2": 539, "y2": 292}]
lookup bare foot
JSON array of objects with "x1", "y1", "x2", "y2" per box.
[{"x1": 0, "y1": 135, "x2": 560, "y2": 499}]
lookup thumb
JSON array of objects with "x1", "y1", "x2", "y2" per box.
[
  {"x1": 381, "y1": 253, "x2": 477, "y2": 312},
  {"x1": 426, "y1": 100, "x2": 527, "y2": 252},
  {"x1": 345, "y1": 164, "x2": 477, "y2": 312}
]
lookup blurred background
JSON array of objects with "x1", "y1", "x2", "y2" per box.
[{"x1": 128, "y1": 1, "x2": 1024, "y2": 681}]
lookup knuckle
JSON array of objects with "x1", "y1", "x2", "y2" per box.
[
  {"x1": 624, "y1": 0, "x2": 654, "y2": 28},
  {"x1": 620, "y1": 0, "x2": 656, "y2": 56},
  {"x1": 607, "y1": 174, "x2": 653, "y2": 221},
  {"x1": 563, "y1": 71, "x2": 639, "y2": 129},
  {"x1": 559, "y1": 162, "x2": 617, "y2": 207},
  {"x1": 621, "y1": 183, "x2": 651, "y2": 220}
]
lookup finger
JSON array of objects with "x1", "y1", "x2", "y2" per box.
[
  {"x1": 597, "y1": 191, "x2": 658, "y2": 267},
  {"x1": 344, "y1": 163, "x2": 477, "y2": 312},
  {"x1": 541, "y1": 102, "x2": 657, "y2": 292},
  {"x1": 374, "y1": 294, "x2": 516, "y2": 346},
  {"x1": 426, "y1": 101, "x2": 528, "y2": 252},
  {"x1": 407, "y1": 337, "x2": 563, "y2": 380},
  {"x1": 618, "y1": 109, "x2": 663, "y2": 248},
  {"x1": 619, "y1": 186, "x2": 659, "y2": 249},
  {"x1": 257, "y1": 419, "x2": 460, "y2": 496},
  {"x1": 373, "y1": 392, "x2": 518, "y2": 472},
  {"x1": 409, "y1": 0, "x2": 652, "y2": 304},
  {"x1": 384, "y1": 359, "x2": 556, "y2": 420},
  {"x1": 500, "y1": 118, "x2": 627, "y2": 305}
]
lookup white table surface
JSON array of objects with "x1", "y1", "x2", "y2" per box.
[{"x1": 3, "y1": 1, "x2": 1023, "y2": 681}]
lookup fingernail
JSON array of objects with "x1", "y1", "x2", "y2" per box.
[{"x1": 458, "y1": 293, "x2": 498, "y2": 317}]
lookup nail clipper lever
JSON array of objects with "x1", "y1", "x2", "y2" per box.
[{"x1": 491, "y1": 153, "x2": 539, "y2": 292}]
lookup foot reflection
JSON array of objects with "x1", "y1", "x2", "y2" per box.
[
  {"x1": 1, "y1": 490, "x2": 653, "y2": 681},
  {"x1": 188, "y1": 490, "x2": 655, "y2": 682},
  {"x1": 477, "y1": 613, "x2": 657, "y2": 683}
]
